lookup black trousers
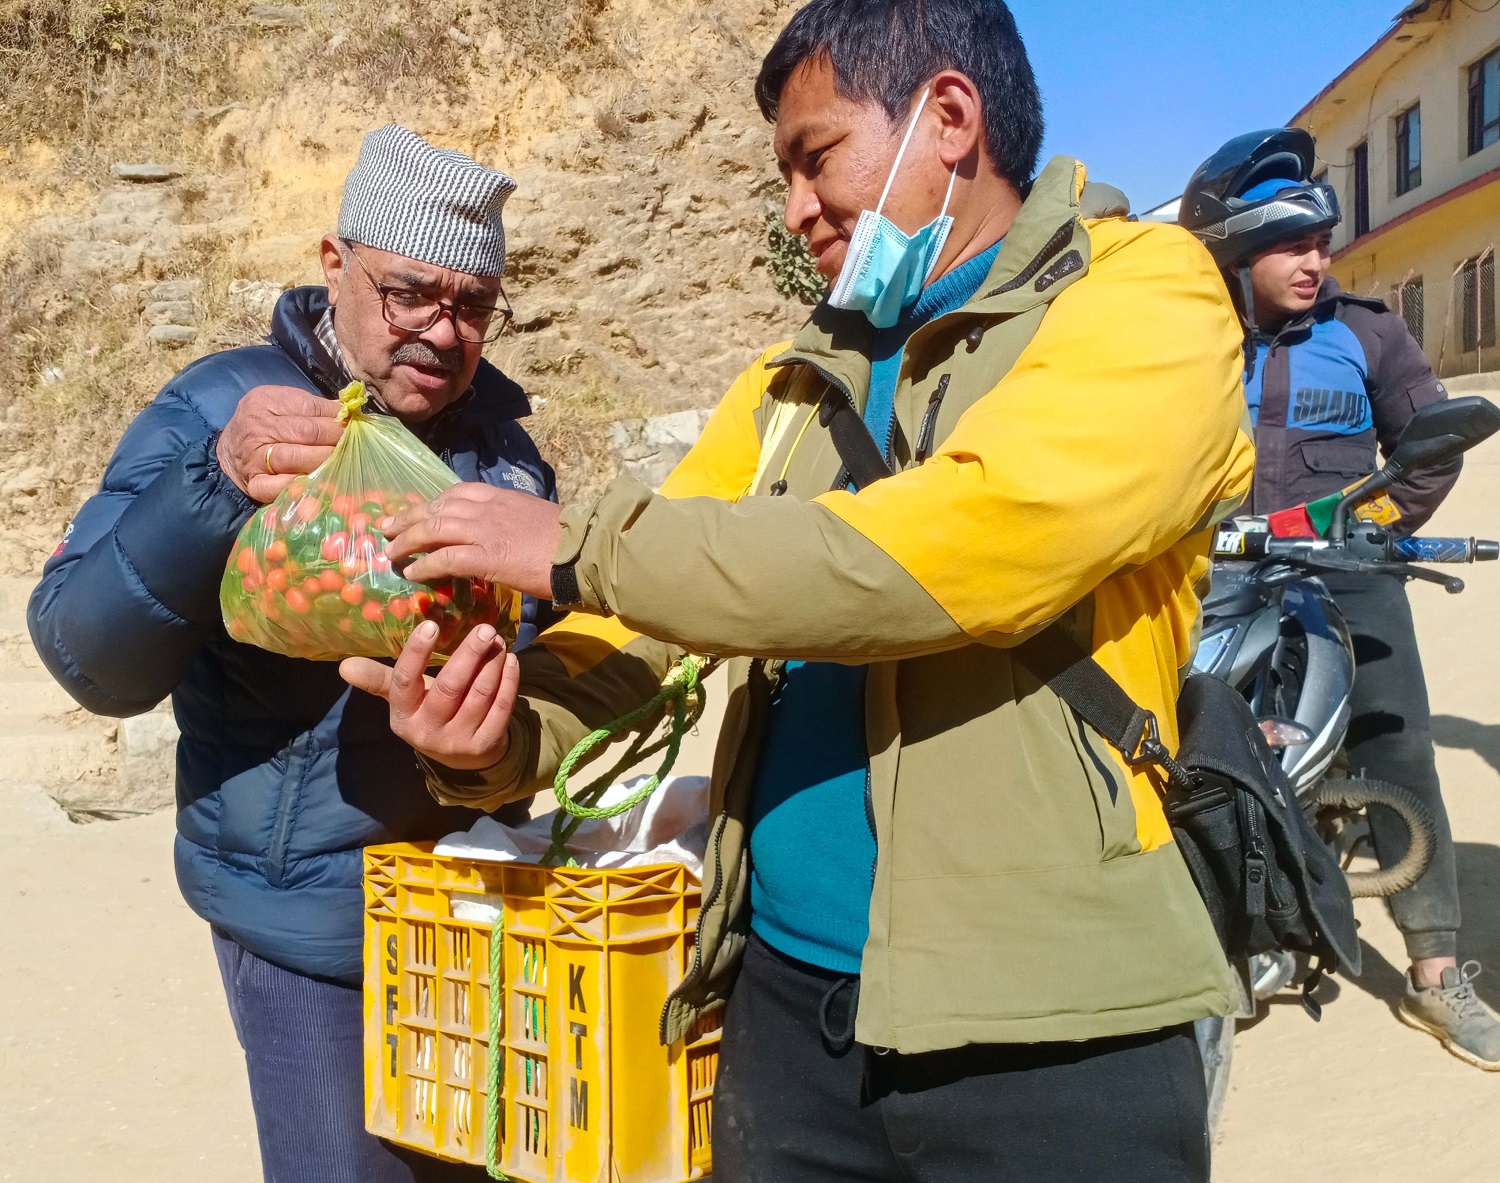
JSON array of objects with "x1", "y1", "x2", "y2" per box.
[
  {"x1": 1322, "y1": 572, "x2": 1459, "y2": 961},
  {"x1": 712, "y1": 934, "x2": 1209, "y2": 1183}
]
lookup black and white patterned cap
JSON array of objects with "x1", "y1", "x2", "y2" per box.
[{"x1": 338, "y1": 124, "x2": 516, "y2": 277}]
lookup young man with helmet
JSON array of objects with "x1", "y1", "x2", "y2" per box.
[{"x1": 1181, "y1": 128, "x2": 1500, "y2": 1070}]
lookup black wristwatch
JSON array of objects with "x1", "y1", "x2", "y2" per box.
[{"x1": 550, "y1": 560, "x2": 581, "y2": 607}]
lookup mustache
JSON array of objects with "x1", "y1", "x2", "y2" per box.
[{"x1": 391, "y1": 340, "x2": 464, "y2": 371}]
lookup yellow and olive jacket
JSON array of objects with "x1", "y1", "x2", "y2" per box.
[{"x1": 428, "y1": 158, "x2": 1256, "y2": 1052}]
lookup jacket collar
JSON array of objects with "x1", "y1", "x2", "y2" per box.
[
  {"x1": 268, "y1": 286, "x2": 532, "y2": 423},
  {"x1": 769, "y1": 157, "x2": 1112, "y2": 403}
]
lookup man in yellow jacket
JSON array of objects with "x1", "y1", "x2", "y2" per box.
[{"x1": 344, "y1": 1, "x2": 1254, "y2": 1178}]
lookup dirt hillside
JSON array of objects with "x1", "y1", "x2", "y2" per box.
[{"x1": 0, "y1": 0, "x2": 813, "y2": 574}]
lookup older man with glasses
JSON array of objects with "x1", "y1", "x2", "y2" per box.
[{"x1": 29, "y1": 124, "x2": 551, "y2": 1181}]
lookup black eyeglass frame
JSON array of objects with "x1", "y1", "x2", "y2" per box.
[{"x1": 342, "y1": 240, "x2": 514, "y2": 344}]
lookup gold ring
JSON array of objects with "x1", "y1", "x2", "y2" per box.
[{"x1": 264, "y1": 443, "x2": 278, "y2": 475}]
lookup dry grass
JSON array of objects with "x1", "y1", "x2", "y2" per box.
[
  {"x1": 486, "y1": 335, "x2": 645, "y2": 502},
  {"x1": 0, "y1": 0, "x2": 613, "y2": 168}
]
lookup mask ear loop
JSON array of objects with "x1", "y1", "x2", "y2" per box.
[
  {"x1": 874, "y1": 87, "x2": 932, "y2": 217},
  {"x1": 937, "y1": 158, "x2": 958, "y2": 218}
]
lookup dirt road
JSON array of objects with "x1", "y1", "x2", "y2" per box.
[
  {"x1": 5, "y1": 445, "x2": 1500, "y2": 1182},
  {"x1": 1215, "y1": 439, "x2": 1500, "y2": 1180}
]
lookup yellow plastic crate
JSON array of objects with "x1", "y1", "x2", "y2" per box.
[{"x1": 363, "y1": 843, "x2": 719, "y2": 1182}]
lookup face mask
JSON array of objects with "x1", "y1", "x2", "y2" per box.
[{"x1": 827, "y1": 87, "x2": 958, "y2": 329}]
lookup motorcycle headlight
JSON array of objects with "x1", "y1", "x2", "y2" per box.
[{"x1": 1192, "y1": 627, "x2": 1234, "y2": 674}]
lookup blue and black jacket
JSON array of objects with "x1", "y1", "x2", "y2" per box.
[
  {"x1": 28, "y1": 287, "x2": 556, "y2": 982},
  {"x1": 1244, "y1": 277, "x2": 1457, "y2": 531}
]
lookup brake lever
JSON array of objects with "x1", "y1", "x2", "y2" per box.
[
  {"x1": 1400, "y1": 564, "x2": 1466, "y2": 594},
  {"x1": 1269, "y1": 548, "x2": 1465, "y2": 593}
]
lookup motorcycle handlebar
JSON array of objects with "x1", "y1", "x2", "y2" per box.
[{"x1": 1212, "y1": 531, "x2": 1500, "y2": 565}]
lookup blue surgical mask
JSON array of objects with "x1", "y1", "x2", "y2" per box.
[{"x1": 827, "y1": 88, "x2": 958, "y2": 329}]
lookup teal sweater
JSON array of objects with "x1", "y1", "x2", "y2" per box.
[{"x1": 746, "y1": 241, "x2": 1003, "y2": 973}]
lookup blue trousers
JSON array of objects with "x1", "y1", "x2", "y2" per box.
[{"x1": 213, "y1": 928, "x2": 487, "y2": 1183}]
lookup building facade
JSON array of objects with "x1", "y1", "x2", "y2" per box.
[{"x1": 1294, "y1": 0, "x2": 1499, "y2": 378}]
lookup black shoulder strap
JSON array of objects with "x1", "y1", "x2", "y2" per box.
[
  {"x1": 820, "y1": 388, "x2": 894, "y2": 491},
  {"x1": 1016, "y1": 628, "x2": 1179, "y2": 779}
]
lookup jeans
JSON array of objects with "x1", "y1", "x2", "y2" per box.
[
  {"x1": 711, "y1": 934, "x2": 1210, "y2": 1183},
  {"x1": 212, "y1": 928, "x2": 487, "y2": 1183},
  {"x1": 1323, "y1": 571, "x2": 1460, "y2": 961}
]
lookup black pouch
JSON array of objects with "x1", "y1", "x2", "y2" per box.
[
  {"x1": 1168, "y1": 672, "x2": 1358, "y2": 981},
  {"x1": 1019, "y1": 632, "x2": 1361, "y2": 1013}
]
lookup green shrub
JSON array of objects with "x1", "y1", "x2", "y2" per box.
[{"x1": 764, "y1": 204, "x2": 825, "y2": 307}]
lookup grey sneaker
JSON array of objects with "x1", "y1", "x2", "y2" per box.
[{"x1": 1398, "y1": 961, "x2": 1500, "y2": 1070}]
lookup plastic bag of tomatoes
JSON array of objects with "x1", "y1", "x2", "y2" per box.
[{"x1": 219, "y1": 381, "x2": 520, "y2": 662}]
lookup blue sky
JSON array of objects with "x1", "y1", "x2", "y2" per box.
[{"x1": 1009, "y1": 1, "x2": 1402, "y2": 211}]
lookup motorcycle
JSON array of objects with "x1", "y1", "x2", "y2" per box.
[{"x1": 1190, "y1": 395, "x2": 1500, "y2": 1129}]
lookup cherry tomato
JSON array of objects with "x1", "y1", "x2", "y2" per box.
[
  {"x1": 228, "y1": 619, "x2": 248, "y2": 639},
  {"x1": 318, "y1": 569, "x2": 344, "y2": 592},
  {"x1": 432, "y1": 584, "x2": 454, "y2": 607},
  {"x1": 236, "y1": 546, "x2": 258, "y2": 575},
  {"x1": 348, "y1": 512, "x2": 374, "y2": 536},
  {"x1": 295, "y1": 497, "x2": 321, "y2": 523},
  {"x1": 286, "y1": 480, "x2": 307, "y2": 500},
  {"x1": 387, "y1": 597, "x2": 411, "y2": 621},
  {"x1": 340, "y1": 581, "x2": 365, "y2": 605},
  {"x1": 285, "y1": 588, "x2": 311, "y2": 614},
  {"x1": 301, "y1": 576, "x2": 323, "y2": 599},
  {"x1": 330, "y1": 494, "x2": 358, "y2": 519},
  {"x1": 339, "y1": 554, "x2": 363, "y2": 579},
  {"x1": 409, "y1": 590, "x2": 434, "y2": 616},
  {"x1": 320, "y1": 532, "x2": 351, "y2": 562},
  {"x1": 265, "y1": 539, "x2": 288, "y2": 563},
  {"x1": 360, "y1": 600, "x2": 385, "y2": 622},
  {"x1": 338, "y1": 617, "x2": 354, "y2": 633},
  {"x1": 372, "y1": 553, "x2": 393, "y2": 575},
  {"x1": 242, "y1": 568, "x2": 263, "y2": 592},
  {"x1": 266, "y1": 567, "x2": 289, "y2": 592}
]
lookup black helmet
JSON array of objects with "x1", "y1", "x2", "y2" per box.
[{"x1": 1180, "y1": 128, "x2": 1340, "y2": 269}]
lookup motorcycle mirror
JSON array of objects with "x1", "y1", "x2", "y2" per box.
[
  {"x1": 1386, "y1": 396, "x2": 1500, "y2": 477},
  {"x1": 1258, "y1": 717, "x2": 1315, "y2": 748}
]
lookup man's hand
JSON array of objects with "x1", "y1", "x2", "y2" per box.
[
  {"x1": 380, "y1": 483, "x2": 562, "y2": 598},
  {"x1": 217, "y1": 385, "x2": 344, "y2": 503},
  {"x1": 340, "y1": 620, "x2": 520, "y2": 770}
]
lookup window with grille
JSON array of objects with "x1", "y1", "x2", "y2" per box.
[
  {"x1": 1395, "y1": 105, "x2": 1421, "y2": 195},
  {"x1": 1471, "y1": 48, "x2": 1500, "y2": 157},
  {"x1": 1352, "y1": 142, "x2": 1370, "y2": 238},
  {"x1": 1393, "y1": 277, "x2": 1424, "y2": 349},
  {"x1": 1459, "y1": 254, "x2": 1497, "y2": 354}
]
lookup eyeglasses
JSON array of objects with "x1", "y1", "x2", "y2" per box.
[{"x1": 343, "y1": 241, "x2": 514, "y2": 344}]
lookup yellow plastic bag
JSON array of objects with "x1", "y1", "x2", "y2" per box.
[{"x1": 219, "y1": 382, "x2": 519, "y2": 661}]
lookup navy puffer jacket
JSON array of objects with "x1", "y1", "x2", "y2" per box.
[{"x1": 29, "y1": 288, "x2": 555, "y2": 981}]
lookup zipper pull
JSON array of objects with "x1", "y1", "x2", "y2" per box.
[
  {"x1": 1243, "y1": 851, "x2": 1268, "y2": 917},
  {"x1": 915, "y1": 374, "x2": 951, "y2": 464}
]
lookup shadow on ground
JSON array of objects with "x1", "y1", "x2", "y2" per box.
[
  {"x1": 1432, "y1": 715, "x2": 1500, "y2": 778},
  {"x1": 1339, "y1": 840, "x2": 1500, "y2": 1011}
]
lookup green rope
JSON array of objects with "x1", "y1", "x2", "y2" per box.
[
  {"x1": 485, "y1": 909, "x2": 510, "y2": 1181},
  {"x1": 481, "y1": 656, "x2": 710, "y2": 1166},
  {"x1": 542, "y1": 656, "x2": 709, "y2": 866}
]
